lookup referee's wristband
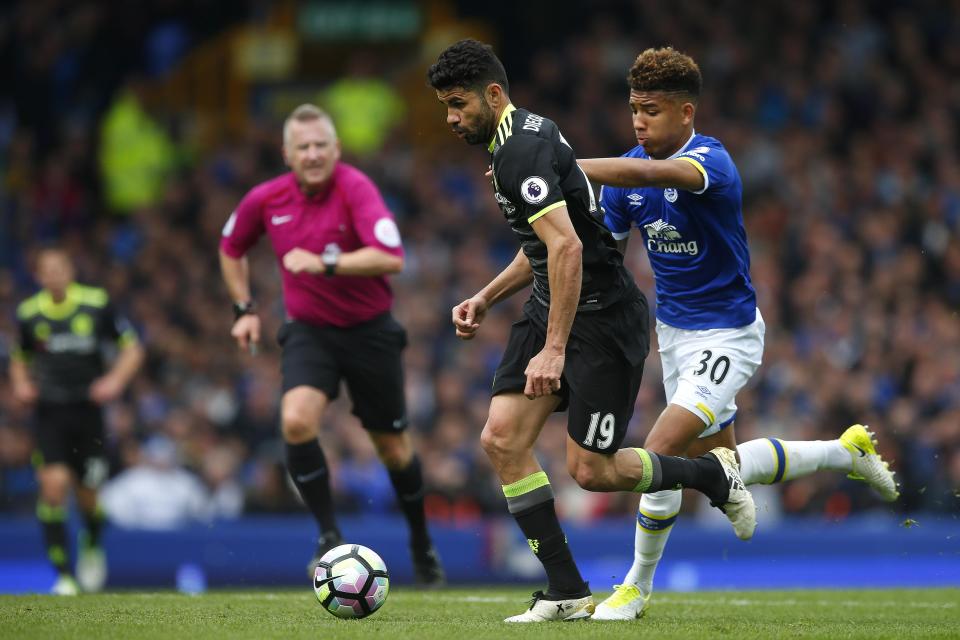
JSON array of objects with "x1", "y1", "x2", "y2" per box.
[{"x1": 232, "y1": 300, "x2": 256, "y2": 321}]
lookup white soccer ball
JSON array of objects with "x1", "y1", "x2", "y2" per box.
[{"x1": 313, "y1": 543, "x2": 390, "y2": 619}]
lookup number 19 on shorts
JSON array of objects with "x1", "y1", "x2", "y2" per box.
[{"x1": 583, "y1": 412, "x2": 615, "y2": 449}]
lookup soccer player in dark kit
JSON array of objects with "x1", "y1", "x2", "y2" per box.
[
  {"x1": 10, "y1": 247, "x2": 144, "y2": 595},
  {"x1": 428, "y1": 39, "x2": 755, "y2": 622},
  {"x1": 219, "y1": 104, "x2": 444, "y2": 585}
]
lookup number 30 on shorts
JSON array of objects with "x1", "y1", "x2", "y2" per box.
[
  {"x1": 693, "y1": 349, "x2": 730, "y2": 385},
  {"x1": 583, "y1": 412, "x2": 615, "y2": 449}
]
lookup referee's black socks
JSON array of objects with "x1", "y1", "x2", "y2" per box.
[
  {"x1": 387, "y1": 455, "x2": 431, "y2": 551},
  {"x1": 285, "y1": 440, "x2": 341, "y2": 539}
]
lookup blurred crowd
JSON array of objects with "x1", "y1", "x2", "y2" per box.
[{"x1": 1, "y1": 0, "x2": 959, "y2": 529}]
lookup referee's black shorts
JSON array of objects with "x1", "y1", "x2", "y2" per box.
[
  {"x1": 278, "y1": 313, "x2": 409, "y2": 432},
  {"x1": 34, "y1": 400, "x2": 109, "y2": 488},
  {"x1": 491, "y1": 294, "x2": 650, "y2": 453}
]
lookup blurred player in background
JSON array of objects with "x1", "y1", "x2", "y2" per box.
[
  {"x1": 9, "y1": 247, "x2": 144, "y2": 595},
  {"x1": 429, "y1": 39, "x2": 756, "y2": 622},
  {"x1": 578, "y1": 47, "x2": 900, "y2": 620},
  {"x1": 219, "y1": 104, "x2": 444, "y2": 585}
]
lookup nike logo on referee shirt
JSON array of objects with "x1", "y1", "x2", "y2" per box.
[
  {"x1": 271, "y1": 214, "x2": 293, "y2": 225},
  {"x1": 295, "y1": 468, "x2": 327, "y2": 483}
]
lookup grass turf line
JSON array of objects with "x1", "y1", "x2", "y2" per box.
[{"x1": 0, "y1": 587, "x2": 957, "y2": 640}]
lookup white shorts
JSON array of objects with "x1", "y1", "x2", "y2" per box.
[{"x1": 657, "y1": 309, "x2": 765, "y2": 438}]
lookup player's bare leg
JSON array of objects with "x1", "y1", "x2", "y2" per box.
[{"x1": 483, "y1": 393, "x2": 594, "y2": 622}]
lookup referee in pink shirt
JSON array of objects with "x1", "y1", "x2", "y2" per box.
[{"x1": 219, "y1": 104, "x2": 443, "y2": 585}]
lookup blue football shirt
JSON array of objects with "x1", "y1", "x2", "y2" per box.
[{"x1": 600, "y1": 132, "x2": 756, "y2": 329}]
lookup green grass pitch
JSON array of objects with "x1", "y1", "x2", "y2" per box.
[{"x1": 1, "y1": 587, "x2": 957, "y2": 639}]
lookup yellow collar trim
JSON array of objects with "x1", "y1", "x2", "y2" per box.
[
  {"x1": 488, "y1": 104, "x2": 517, "y2": 152},
  {"x1": 37, "y1": 284, "x2": 80, "y2": 320}
]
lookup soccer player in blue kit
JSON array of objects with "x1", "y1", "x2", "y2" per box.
[{"x1": 577, "y1": 47, "x2": 900, "y2": 620}]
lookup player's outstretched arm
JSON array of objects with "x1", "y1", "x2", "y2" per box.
[
  {"x1": 578, "y1": 157, "x2": 703, "y2": 191},
  {"x1": 452, "y1": 250, "x2": 532, "y2": 340}
]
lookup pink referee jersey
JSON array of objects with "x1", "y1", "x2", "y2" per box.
[{"x1": 220, "y1": 163, "x2": 404, "y2": 328}]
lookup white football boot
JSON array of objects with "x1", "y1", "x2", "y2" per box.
[
  {"x1": 51, "y1": 574, "x2": 80, "y2": 596},
  {"x1": 503, "y1": 590, "x2": 595, "y2": 622},
  {"x1": 592, "y1": 583, "x2": 650, "y2": 620},
  {"x1": 840, "y1": 424, "x2": 899, "y2": 502},
  {"x1": 76, "y1": 545, "x2": 107, "y2": 593},
  {"x1": 709, "y1": 447, "x2": 757, "y2": 540}
]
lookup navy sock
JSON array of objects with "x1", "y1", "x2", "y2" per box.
[
  {"x1": 285, "y1": 440, "x2": 340, "y2": 538},
  {"x1": 655, "y1": 452, "x2": 728, "y2": 504},
  {"x1": 514, "y1": 500, "x2": 589, "y2": 598},
  {"x1": 387, "y1": 456, "x2": 431, "y2": 551}
]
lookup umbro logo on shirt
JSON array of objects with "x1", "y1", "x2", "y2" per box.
[
  {"x1": 271, "y1": 214, "x2": 293, "y2": 225},
  {"x1": 627, "y1": 193, "x2": 644, "y2": 206}
]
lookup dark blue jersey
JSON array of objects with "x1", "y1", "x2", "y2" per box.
[{"x1": 601, "y1": 132, "x2": 756, "y2": 329}]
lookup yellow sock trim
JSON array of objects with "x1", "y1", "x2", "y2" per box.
[
  {"x1": 632, "y1": 448, "x2": 653, "y2": 493},
  {"x1": 502, "y1": 471, "x2": 550, "y2": 498},
  {"x1": 49, "y1": 545, "x2": 67, "y2": 565},
  {"x1": 37, "y1": 502, "x2": 67, "y2": 522}
]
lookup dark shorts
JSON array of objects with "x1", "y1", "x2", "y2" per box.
[
  {"x1": 278, "y1": 313, "x2": 409, "y2": 432},
  {"x1": 491, "y1": 294, "x2": 650, "y2": 453},
  {"x1": 34, "y1": 401, "x2": 109, "y2": 488}
]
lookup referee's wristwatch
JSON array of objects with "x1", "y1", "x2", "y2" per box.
[
  {"x1": 232, "y1": 300, "x2": 256, "y2": 321},
  {"x1": 321, "y1": 245, "x2": 340, "y2": 277}
]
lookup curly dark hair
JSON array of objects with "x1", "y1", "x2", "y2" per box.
[
  {"x1": 628, "y1": 47, "x2": 701, "y2": 100},
  {"x1": 427, "y1": 39, "x2": 509, "y2": 95}
]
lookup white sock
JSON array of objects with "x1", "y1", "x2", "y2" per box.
[
  {"x1": 737, "y1": 438, "x2": 852, "y2": 485},
  {"x1": 623, "y1": 489, "x2": 682, "y2": 593}
]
